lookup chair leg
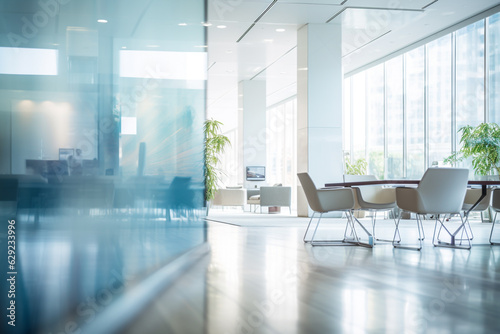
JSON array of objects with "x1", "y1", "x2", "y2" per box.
[
  {"x1": 490, "y1": 213, "x2": 500, "y2": 245},
  {"x1": 372, "y1": 210, "x2": 394, "y2": 243},
  {"x1": 303, "y1": 212, "x2": 317, "y2": 243},
  {"x1": 308, "y1": 211, "x2": 361, "y2": 246},
  {"x1": 432, "y1": 214, "x2": 471, "y2": 250},
  {"x1": 393, "y1": 211, "x2": 422, "y2": 250},
  {"x1": 417, "y1": 215, "x2": 425, "y2": 241}
]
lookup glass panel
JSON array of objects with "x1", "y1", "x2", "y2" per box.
[
  {"x1": 365, "y1": 64, "x2": 385, "y2": 179},
  {"x1": 351, "y1": 72, "x2": 366, "y2": 163},
  {"x1": 488, "y1": 13, "x2": 500, "y2": 123},
  {"x1": 0, "y1": 1, "x2": 207, "y2": 333},
  {"x1": 428, "y1": 34, "x2": 453, "y2": 166},
  {"x1": 456, "y1": 20, "x2": 485, "y2": 130},
  {"x1": 386, "y1": 56, "x2": 404, "y2": 179},
  {"x1": 343, "y1": 77, "x2": 351, "y2": 154},
  {"x1": 405, "y1": 46, "x2": 426, "y2": 178}
]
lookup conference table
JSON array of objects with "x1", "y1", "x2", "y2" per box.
[{"x1": 324, "y1": 179, "x2": 499, "y2": 247}]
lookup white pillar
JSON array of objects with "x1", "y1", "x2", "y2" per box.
[
  {"x1": 239, "y1": 80, "x2": 267, "y2": 188},
  {"x1": 297, "y1": 23, "x2": 343, "y2": 217}
]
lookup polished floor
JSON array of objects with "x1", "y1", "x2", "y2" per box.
[{"x1": 123, "y1": 214, "x2": 500, "y2": 334}]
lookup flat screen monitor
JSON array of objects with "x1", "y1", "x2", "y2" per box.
[{"x1": 246, "y1": 166, "x2": 265, "y2": 181}]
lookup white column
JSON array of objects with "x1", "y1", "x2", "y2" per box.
[
  {"x1": 297, "y1": 23, "x2": 343, "y2": 217},
  {"x1": 239, "y1": 80, "x2": 267, "y2": 188}
]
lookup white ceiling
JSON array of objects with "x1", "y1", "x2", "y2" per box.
[{"x1": 207, "y1": 0, "x2": 500, "y2": 121}]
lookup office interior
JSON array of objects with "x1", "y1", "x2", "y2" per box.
[{"x1": 1, "y1": 0, "x2": 500, "y2": 333}]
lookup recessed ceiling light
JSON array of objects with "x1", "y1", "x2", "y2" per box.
[
  {"x1": 178, "y1": 23, "x2": 187, "y2": 26},
  {"x1": 97, "y1": 19, "x2": 108, "y2": 23},
  {"x1": 276, "y1": 28, "x2": 285, "y2": 32},
  {"x1": 202, "y1": 22, "x2": 212, "y2": 27},
  {"x1": 217, "y1": 25, "x2": 227, "y2": 29},
  {"x1": 121, "y1": 46, "x2": 127, "y2": 49}
]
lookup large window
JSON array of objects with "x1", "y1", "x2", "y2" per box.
[
  {"x1": 344, "y1": 13, "x2": 498, "y2": 179},
  {"x1": 488, "y1": 13, "x2": 500, "y2": 124},
  {"x1": 405, "y1": 47, "x2": 425, "y2": 178},
  {"x1": 386, "y1": 56, "x2": 404, "y2": 179},
  {"x1": 456, "y1": 20, "x2": 485, "y2": 130},
  {"x1": 427, "y1": 34, "x2": 453, "y2": 166},
  {"x1": 366, "y1": 65, "x2": 385, "y2": 179}
]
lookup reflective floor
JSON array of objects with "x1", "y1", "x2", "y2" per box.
[{"x1": 125, "y1": 216, "x2": 500, "y2": 334}]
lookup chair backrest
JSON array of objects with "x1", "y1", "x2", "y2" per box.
[
  {"x1": 463, "y1": 188, "x2": 492, "y2": 211},
  {"x1": 297, "y1": 173, "x2": 322, "y2": 212},
  {"x1": 418, "y1": 168, "x2": 469, "y2": 214},
  {"x1": 343, "y1": 175, "x2": 395, "y2": 204},
  {"x1": 491, "y1": 188, "x2": 500, "y2": 212}
]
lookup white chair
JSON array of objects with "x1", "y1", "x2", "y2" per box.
[
  {"x1": 298, "y1": 173, "x2": 368, "y2": 247},
  {"x1": 393, "y1": 168, "x2": 469, "y2": 250},
  {"x1": 489, "y1": 189, "x2": 500, "y2": 245},
  {"x1": 344, "y1": 174, "x2": 398, "y2": 244}
]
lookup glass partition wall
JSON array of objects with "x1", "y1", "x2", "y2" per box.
[
  {"x1": 0, "y1": 1, "x2": 207, "y2": 333},
  {"x1": 344, "y1": 12, "x2": 498, "y2": 179}
]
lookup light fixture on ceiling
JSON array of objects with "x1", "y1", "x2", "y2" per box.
[
  {"x1": 178, "y1": 23, "x2": 187, "y2": 26},
  {"x1": 298, "y1": 67, "x2": 308, "y2": 71},
  {"x1": 97, "y1": 19, "x2": 108, "y2": 23},
  {"x1": 121, "y1": 46, "x2": 127, "y2": 49},
  {"x1": 217, "y1": 25, "x2": 227, "y2": 29},
  {"x1": 202, "y1": 22, "x2": 212, "y2": 27},
  {"x1": 276, "y1": 28, "x2": 285, "y2": 32}
]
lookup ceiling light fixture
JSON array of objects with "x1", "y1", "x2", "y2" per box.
[
  {"x1": 263, "y1": 39, "x2": 274, "y2": 43},
  {"x1": 202, "y1": 22, "x2": 212, "y2": 27},
  {"x1": 178, "y1": 23, "x2": 187, "y2": 26},
  {"x1": 276, "y1": 28, "x2": 285, "y2": 32},
  {"x1": 97, "y1": 19, "x2": 108, "y2": 23},
  {"x1": 217, "y1": 25, "x2": 227, "y2": 29}
]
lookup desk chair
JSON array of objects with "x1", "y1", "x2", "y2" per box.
[
  {"x1": 298, "y1": 173, "x2": 368, "y2": 247},
  {"x1": 490, "y1": 189, "x2": 500, "y2": 245},
  {"x1": 344, "y1": 175, "x2": 398, "y2": 244},
  {"x1": 394, "y1": 168, "x2": 469, "y2": 250}
]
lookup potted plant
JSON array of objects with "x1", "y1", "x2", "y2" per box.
[
  {"x1": 444, "y1": 123, "x2": 500, "y2": 177},
  {"x1": 204, "y1": 119, "x2": 231, "y2": 205},
  {"x1": 344, "y1": 156, "x2": 368, "y2": 175}
]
